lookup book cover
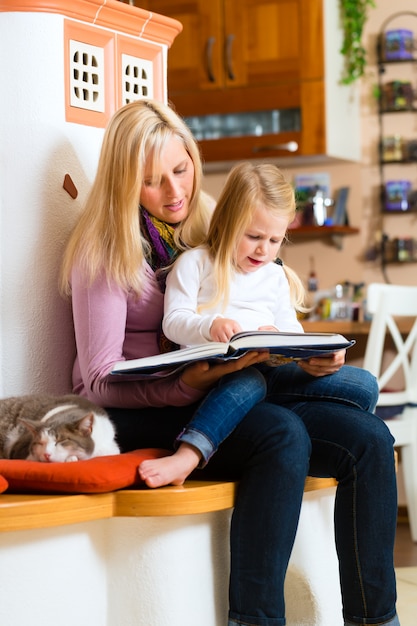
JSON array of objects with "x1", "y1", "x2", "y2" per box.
[{"x1": 110, "y1": 331, "x2": 355, "y2": 380}]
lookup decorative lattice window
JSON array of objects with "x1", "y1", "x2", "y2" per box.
[
  {"x1": 64, "y1": 20, "x2": 115, "y2": 128},
  {"x1": 117, "y1": 35, "x2": 163, "y2": 109},
  {"x1": 69, "y1": 40, "x2": 106, "y2": 113},
  {"x1": 121, "y1": 54, "x2": 154, "y2": 105}
]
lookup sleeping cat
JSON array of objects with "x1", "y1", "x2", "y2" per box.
[{"x1": 0, "y1": 394, "x2": 120, "y2": 462}]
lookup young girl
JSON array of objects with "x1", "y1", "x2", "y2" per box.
[{"x1": 139, "y1": 162, "x2": 312, "y2": 488}]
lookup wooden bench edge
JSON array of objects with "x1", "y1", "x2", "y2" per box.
[
  {"x1": 114, "y1": 477, "x2": 337, "y2": 517},
  {"x1": 304, "y1": 476, "x2": 337, "y2": 492},
  {"x1": 0, "y1": 492, "x2": 114, "y2": 533},
  {"x1": 0, "y1": 477, "x2": 337, "y2": 532},
  {"x1": 114, "y1": 480, "x2": 239, "y2": 517}
]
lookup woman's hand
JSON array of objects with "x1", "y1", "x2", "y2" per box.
[
  {"x1": 297, "y1": 349, "x2": 346, "y2": 377},
  {"x1": 181, "y1": 350, "x2": 269, "y2": 391}
]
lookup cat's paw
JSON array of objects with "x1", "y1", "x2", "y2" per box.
[{"x1": 66, "y1": 455, "x2": 79, "y2": 462}]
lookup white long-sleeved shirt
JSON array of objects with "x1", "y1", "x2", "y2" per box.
[{"x1": 163, "y1": 247, "x2": 303, "y2": 347}]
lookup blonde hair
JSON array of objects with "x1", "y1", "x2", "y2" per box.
[
  {"x1": 203, "y1": 162, "x2": 307, "y2": 312},
  {"x1": 60, "y1": 99, "x2": 212, "y2": 296}
]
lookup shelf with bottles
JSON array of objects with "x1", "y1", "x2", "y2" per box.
[
  {"x1": 379, "y1": 134, "x2": 417, "y2": 165},
  {"x1": 378, "y1": 179, "x2": 417, "y2": 214},
  {"x1": 381, "y1": 235, "x2": 417, "y2": 265},
  {"x1": 376, "y1": 13, "x2": 417, "y2": 216},
  {"x1": 376, "y1": 18, "x2": 417, "y2": 67},
  {"x1": 377, "y1": 82, "x2": 417, "y2": 114},
  {"x1": 379, "y1": 131, "x2": 417, "y2": 172}
]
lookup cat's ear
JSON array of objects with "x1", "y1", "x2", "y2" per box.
[
  {"x1": 17, "y1": 418, "x2": 39, "y2": 437},
  {"x1": 77, "y1": 412, "x2": 94, "y2": 436}
]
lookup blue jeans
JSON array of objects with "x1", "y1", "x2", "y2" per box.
[
  {"x1": 108, "y1": 367, "x2": 397, "y2": 626},
  {"x1": 176, "y1": 363, "x2": 378, "y2": 465},
  {"x1": 263, "y1": 362, "x2": 379, "y2": 413},
  {"x1": 221, "y1": 401, "x2": 398, "y2": 626},
  {"x1": 176, "y1": 367, "x2": 266, "y2": 465}
]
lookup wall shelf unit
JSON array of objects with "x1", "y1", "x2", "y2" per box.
[{"x1": 376, "y1": 11, "x2": 417, "y2": 268}]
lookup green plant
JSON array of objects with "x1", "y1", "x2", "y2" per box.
[{"x1": 339, "y1": 0, "x2": 376, "y2": 84}]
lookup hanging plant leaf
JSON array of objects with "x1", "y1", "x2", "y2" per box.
[{"x1": 340, "y1": 0, "x2": 376, "y2": 84}]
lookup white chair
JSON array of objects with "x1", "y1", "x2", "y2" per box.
[{"x1": 363, "y1": 283, "x2": 417, "y2": 542}]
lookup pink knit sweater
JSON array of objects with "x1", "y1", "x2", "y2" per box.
[{"x1": 70, "y1": 263, "x2": 205, "y2": 409}]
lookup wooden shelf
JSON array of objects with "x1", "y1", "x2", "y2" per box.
[
  {"x1": 383, "y1": 259, "x2": 417, "y2": 265},
  {"x1": 288, "y1": 225, "x2": 359, "y2": 236},
  {"x1": 379, "y1": 107, "x2": 417, "y2": 114},
  {"x1": 381, "y1": 209, "x2": 417, "y2": 215},
  {"x1": 287, "y1": 225, "x2": 359, "y2": 249},
  {"x1": 378, "y1": 58, "x2": 417, "y2": 66}
]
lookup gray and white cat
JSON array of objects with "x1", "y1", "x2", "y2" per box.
[{"x1": 0, "y1": 394, "x2": 120, "y2": 462}]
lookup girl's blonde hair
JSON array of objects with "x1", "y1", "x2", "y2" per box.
[
  {"x1": 204, "y1": 162, "x2": 307, "y2": 312},
  {"x1": 60, "y1": 99, "x2": 212, "y2": 296}
]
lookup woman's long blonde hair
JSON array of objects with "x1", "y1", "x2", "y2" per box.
[
  {"x1": 60, "y1": 99, "x2": 212, "y2": 296},
  {"x1": 203, "y1": 162, "x2": 307, "y2": 312}
]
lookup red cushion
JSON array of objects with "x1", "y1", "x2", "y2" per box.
[
  {"x1": 0, "y1": 448, "x2": 170, "y2": 494},
  {"x1": 0, "y1": 475, "x2": 8, "y2": 493}
]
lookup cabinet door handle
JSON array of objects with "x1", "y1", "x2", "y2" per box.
[
  {"x1": 252, "y1": 142, "x2": 299, "y2": 153},
  {"x1": 206, "y1": 36, "x2": 216, "y2": 82},
  {"x1": 225, "y1": 34, "x2": 236, "y2": 80}
]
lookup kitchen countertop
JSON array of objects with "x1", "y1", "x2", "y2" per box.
[{"x1": 302, "y1": 318, "x2": 414, "y2": 336}]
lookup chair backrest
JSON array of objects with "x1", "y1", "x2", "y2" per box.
[{"x1": 363, "y1": 283, "x2": 417, "y2": 407}]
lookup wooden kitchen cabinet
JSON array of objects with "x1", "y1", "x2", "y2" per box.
[
  {"x1": 145, "y1": 0, "x2": 323, "y2": 92},
  {"x1": 136, "y1": 0, "x2": 360, "y2": 164}
]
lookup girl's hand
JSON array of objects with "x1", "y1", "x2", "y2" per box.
[
  {"x1": 258, "y1": 325, "x2": 278, "y2": 332},
  {"x1": 297, "y1": 349, "x2": 346, "y2": 377},
  {"x1": 210, "y1": 318, "x2": 243, "y2": 342},
  {"x1": 181, "y1": 350, "x2": 269, "y2": 391}
]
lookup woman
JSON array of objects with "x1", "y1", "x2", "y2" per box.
[{"x1": 60, "y1": 99, "x2": 399, "y2": 626}]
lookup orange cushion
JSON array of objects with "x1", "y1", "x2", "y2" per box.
[
  {"x1": 0, "y1": 475, "x2": 8, "y2": 493},
  {"x1": 0, "y1": 448, "x2": 170, "y2": 494}
]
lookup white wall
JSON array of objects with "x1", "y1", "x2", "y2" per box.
[
  {"x1": 0, "y1": 496, "x2": 341, "y2": 626},
  {"x1": 0, "y1": 12, "x2": 105, "y2": 396},
  {"x1": 0, "y1": 521, "x2": 109, "y2": 625}
]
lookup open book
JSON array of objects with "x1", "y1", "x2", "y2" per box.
[{"x1": 110, "y1": 330, "x2": 355, "y2": 380}]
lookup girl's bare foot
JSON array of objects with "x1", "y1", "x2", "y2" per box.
[{"x1": 138, "y1": 443, "x2": 201, "y2": 488}]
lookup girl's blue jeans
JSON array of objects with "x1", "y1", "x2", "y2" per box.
[
  {"x1": 175, "y1": 366, "x2": 266, "y2": 465},
  {"x1": 263, "y1": 361, "x2": 379, "y2": 412},
  {"x1": 108, "y1": 363, "x2": 398, "y2": 626},
  {"x1": 176, "y1": 363, "x2": 379, "y2": 465}
]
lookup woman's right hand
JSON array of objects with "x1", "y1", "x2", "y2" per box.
[{"x1": 181, "y1": 350, "x2": 269, "y2": 392}]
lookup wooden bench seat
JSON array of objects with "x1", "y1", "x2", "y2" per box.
[{"x1": 0, "y1": 476, "x2": 337, "y2": 533}]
